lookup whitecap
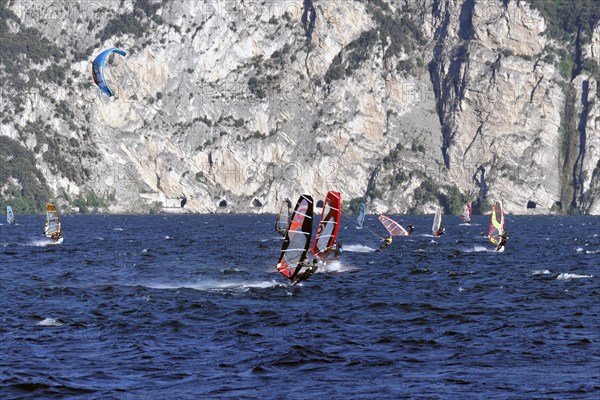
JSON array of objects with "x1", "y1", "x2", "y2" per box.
[
  {"x1": 556, "y1": 273, "x2": 593, "y2": 280},
  {"x1": 113, "y1": 228, "x2": 123, "y2": 231},
  {"x1": 27, "y1": 239, "x2": 58, "y2": 247},
  {"x1": 318, "y1": 260, "x2": 358, "y2": 273},
  {"x1": 138, "y1": 279, "x2": 281, "y2": 292},
  {"x1": 575, "y1": 247, "x2": 584, "y2": 252},
  {"x1": 463, "y1": 245, "x2": 490, "y2": 253},
  {"x1": 37, "y1": 318, "x2": 63, "y2": 327},
  {"x1": 344, "y1": 244, "x2": 376, "y2": 253},
  {"x1": 532, "y1": 269, "x2": 552, "y2": 275}
]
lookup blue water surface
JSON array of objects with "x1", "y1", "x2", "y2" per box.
[{"x1": 1, "y1": 214, "x2": 598, "y2": 399}]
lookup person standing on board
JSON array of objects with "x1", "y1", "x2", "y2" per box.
[
  {"x1": 292, "y1": 258, "x2": 318, "y2": 285},
  {"x1": 333, "y1": 242, "x2": 343, "y2": 260},
  {"x1": 407, "y1": 224, "x2": 414, "y2": 235},
  {"x1": 378, "y1": 236, "x2": 393, "y2": 251},
  {"x1": 495, "y1": 232, "x2": 509, "y2": 252},
  {"x1": 434, "y1": 226, "x2": 445, "y2": 237}
]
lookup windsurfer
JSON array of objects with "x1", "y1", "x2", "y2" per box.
[
  {"x1": 495, "y1": 232, "x2": 509, "y2": 252},
  {"x1": 292, "y1": 258, "x2": 318, "y2": 285},
  {"x1": 434, "y1": 226, "x2": 445, "y2": 236},
  {"x1": 379, "y1": 236, "x2": 392, "y2": 251},
  {"x1": 333, "y1": 242, "x2": 343, "y2": 260},
  {"x1": 324, "y1": 242, "x2": 344, "y2": 259},
  {"x1": 407, "y1": 224, "x2": 414, "y2": 235}
]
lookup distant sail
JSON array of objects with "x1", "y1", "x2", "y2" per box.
[
  {"x1": 378, "y1": 215, "x2": 408, "y2": 236},
  {"x1": 356, "y1": 203, "x2": 366, "y2": 228},
  {"x1": 461, "y1": 202, "x2": 472, "y2": 224},
  {"x1": 7, "y1": 206, "x2": 15, "y2": 224},
  {"x1": 275, "y1": 199, "x2": 292, "y2": 236},
  {"x1": 432, "y1": 206, "x2": 442, "y2": 236},
  {"x1": 44, "y1": 203, "x2": 63, "y2": 242},
  {"x1": 488, "y1": 200, "x2": 504, "y2": 245},
  {"x1": 277, "y1": 195, "x2": 313, "y2": 279},
  {"x1": 312, "y1": 191, "x2": 341, "y2": 260}
]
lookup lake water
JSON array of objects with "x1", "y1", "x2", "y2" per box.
[{"x1": 1, "y1": 214, "x2": 598, "y2": 398}]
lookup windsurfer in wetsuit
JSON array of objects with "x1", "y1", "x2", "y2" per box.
[
  {"x1": 495, "y1": 231, "x2": 509, "y2": 252},
  {"x1": 379, "y1": 236, "x2": 392, "y2": 251},
  {"x1": 322, "y1": 242, "x2": 344, "y2": 261},
  {"x1": 407, "y1": 224, "x2": 414, "y2": 235},
  {"x1": 291, "y1": 258, "x2": 318, "y2": 285},
  {"x1": 333, "y1": 242, "x2": 343, "y2": 260},
  {"x1": 434, "y1": 226, "x2": 445, "y2": 236}
]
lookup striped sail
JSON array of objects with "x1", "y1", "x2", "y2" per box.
[
  {"x1": 312, "y1": 191, "x2": 341, "y2": 260},
  {"x1": 277, "y1": 195, "x2": 313, "y2": 279},
  {"x1": 378, "y1": 215, "x2": 408, "y2": 236}
]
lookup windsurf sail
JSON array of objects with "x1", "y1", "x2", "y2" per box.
[
  {"x1": 378, "y1": 215, "x2": 408, "y2": 236},
  {"x1": 275, "y1": 199, "x2": 292, "y2": 236},
  {"x1": 432, "y1": 206, "x2": 442, "y2": 236},
  {"x1": 488, "y1": 200, "x2": 504, "y2": 245},
  {"x1": 356, "y1": 203, "x2": 366, "y2": 228},
  {"x1": 44, "y1": 203, "x2": 63, "y2": 241},
  {"x1": 277, "y1": 195, "x2": 313, "y2": 279},
  {"x1": 7, "y1": 206, "x2": 15, "y2": 224},
  {"x1": 461, "y1": 202, "x2": 472, "y2": 224},
  {"x1": 312, "y1": 191, "x2": 341, "y2": 260}
]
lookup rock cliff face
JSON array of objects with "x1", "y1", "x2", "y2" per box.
[{"x1": 0, "y1": 0, "x2": 598, "y2": 215}]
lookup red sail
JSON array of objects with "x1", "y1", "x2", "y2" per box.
[
  {"x1": 277, "y1": 195, "x2": 313, "y2": 279},
  {"x1": 312, "y1": 191, "x2": 341, "y2": 260}
]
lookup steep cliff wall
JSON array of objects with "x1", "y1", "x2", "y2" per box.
[{"x1": 0, "y1": 0, "x2": 598, "y2": 215}]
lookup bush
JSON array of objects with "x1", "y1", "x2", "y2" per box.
[
  {"x1": 0, "y1": 136, "x2": 50, "y2": 213},
  {"x1": 346, "y1": 197, "x2": 366, "y2": 214},
  {"x1": 440, "y1": 184, "x2": 470, "y2": 215}
]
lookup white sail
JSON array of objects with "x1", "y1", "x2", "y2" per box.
[
  {"x1": 7, "y1": 206, "x2": 15, "y2": 224},
  {"x1": 45, "y1": 203, "x2": 63, "y2": 242},
  {"x1": 432, "y1": 207, "x2": 442, "y2": 235}
]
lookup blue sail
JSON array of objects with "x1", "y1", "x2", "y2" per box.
[{"x1": 356, "y1": 203, "x2": 366, "y2": 228}]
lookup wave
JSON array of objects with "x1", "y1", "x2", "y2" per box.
[
  {"x1": 532, "y1": 269, "x2": 552, "y2": 275},
  {"x1": 318, "y1": 260, "x2": 358, "y2": 273},
  {"x1": 343, "y1": 244, "x2": 376, "y2": 253},
  {"x1": 556, "y1": 273, "x2": 593, "y2": 280},
  {"x1": 462, "y1": 245, "x2": 490, "y2": 253},
  {"x1": 138, "y1": 279, "x2": 282, "y2": 292},
  {"x1": 37, "y1": 317, "x2": 63, "y2": 327},
  {"x1": 25, "y1": 239, "x2": 59, "y2": 247}
]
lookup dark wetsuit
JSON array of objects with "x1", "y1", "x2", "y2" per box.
[
  {"x1": 291, "y1": 262, "x2": 318, "y2": 285},
  {"x1": 496, "y1": 234, "x2": 508, "y2": 251}
]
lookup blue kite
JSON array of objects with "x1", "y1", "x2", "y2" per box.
[{"x1": 92, "y1": 48, "x2": 126, "y2": 97}]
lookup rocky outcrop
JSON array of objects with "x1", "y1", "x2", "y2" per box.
[{"x1": 0, "y1": 0, "x2": 598, "y2": 215}]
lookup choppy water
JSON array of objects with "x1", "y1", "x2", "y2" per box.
[{"x1": 1, "y1": 214, "x2": 599, "y2": 399}]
